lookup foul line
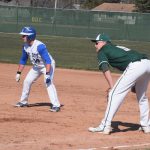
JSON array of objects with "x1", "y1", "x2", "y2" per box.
[
  {"x1": 101, "y1": 143, "x2": 150, "y2": 149},
  {"x1": 77, "y1": 143, "x2": 150, "y2": 150},
  {"x1": 78, "y1": 148, "x2": 96, "y2": 150}
]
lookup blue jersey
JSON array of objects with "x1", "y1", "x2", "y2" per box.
[{"x1": 19, "y1": 40, "x2": 54, "y2": 68}]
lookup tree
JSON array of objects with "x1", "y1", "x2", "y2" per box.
[
  {"x1": 81, "y1": 0, "x2": 104, "y2": 9},
  {"x1": 105, "y1": 0, "x2": 121, "y2": 3},
  {"x1": 0, "y1": 0, "x2": 12, "y2": 2},
  {"x1": 134, "y1": 0, "x2": 150, "y2": 12}
]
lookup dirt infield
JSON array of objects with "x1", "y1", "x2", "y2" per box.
[{"x1": 0, "y1": 63, "x2": 150, "y2": 150}]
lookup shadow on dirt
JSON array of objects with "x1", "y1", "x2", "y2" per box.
[
  {"x1": 111, "y1": 121, "x2": 141, "y2": 133},
  {"x1": 28, "y1": 102, "x2": 64, "y2": 108},
  {"x1": 28, "y1": 102, "x2": 53, "y2": 107}
]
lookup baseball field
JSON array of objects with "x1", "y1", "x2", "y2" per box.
[
  {"x1": 0, "y1": 33, "x2": 150, "y2": 71},
  {"x1": 0, "y1": 63, "x2": 150, "y2": 150},
  {"x1": 0, "y1": 33, "x2": 150, "y2": 150}
]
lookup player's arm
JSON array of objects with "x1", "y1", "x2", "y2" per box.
[
  {"x1": 100, "y1": 63, "x2": 114, "y2": 90},
  {"x1": 38, "y1": 44, "x2": 52, "y2": 84},
  {"x1": 103, "y1": 70, "x2": 113, "y2": 89},
  {"x1": 15, "y1": 47, "x2": 28, "y2": 82},
  {"x1": 17, "y1": 47, "x2": 28, "y2": 72},
  {"x1": 17, "y1": 64, "x2": 25, "y2": 73},
  {"x1": 37, "y1": 44, "x2": 52, "y2": 73}
]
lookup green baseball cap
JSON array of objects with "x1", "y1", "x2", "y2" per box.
[{"x1": 91, "y1": 33, "x2": 111, "y2": 42}]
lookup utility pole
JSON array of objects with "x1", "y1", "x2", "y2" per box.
[{"x1": 54, "y1": 0, "x2": 58, "y2": 9}]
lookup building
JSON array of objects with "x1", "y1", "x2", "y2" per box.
[{"x1": 92, "y1": 3, "x2": 135, "y2": 12}]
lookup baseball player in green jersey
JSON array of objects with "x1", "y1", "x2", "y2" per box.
[{"x1": 88, "y1": 33, "x2": 150, "y2": 134}]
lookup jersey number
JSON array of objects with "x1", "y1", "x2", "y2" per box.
[{"x1": 32, "y1": 53, "x2": 40, "y2": 65}]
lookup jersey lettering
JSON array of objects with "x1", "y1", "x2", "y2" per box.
[{"x1": 116, "y1": 46, "x2": 131, "y2": 51}]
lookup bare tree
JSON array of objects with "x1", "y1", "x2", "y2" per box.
[{"x1": 0, "y1": 0, "x2": 87, "y2": 8}]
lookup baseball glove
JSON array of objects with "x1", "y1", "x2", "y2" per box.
[{"x1": 131, "y1": 85, "x2": 136, "y2": 93}]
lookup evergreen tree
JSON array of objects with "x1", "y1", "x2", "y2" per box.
[
  {"x1": 134, "y1": 0, "x2": 150, "y2": 12},
  {"x1": 81, "y1": 0, "x2": 104, "y2": 9}
]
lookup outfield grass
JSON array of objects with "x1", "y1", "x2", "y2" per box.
[{"x1": 0, "y1": 33, "x2": 150, "y2": 71}]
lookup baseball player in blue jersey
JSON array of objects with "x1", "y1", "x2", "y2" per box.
[
  {"x1": 88, "y1": 33, "x2": 150, "y2": 134},
  {"x1": 15, "y1": 26, "x2": 61, "y2": 112}
]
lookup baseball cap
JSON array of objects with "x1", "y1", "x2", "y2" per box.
[{"x1": 91, "y1": 33, "x2": 111, "y2": 42}]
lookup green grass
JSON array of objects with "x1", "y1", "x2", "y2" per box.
[{"x1": 0, "y1": 33, "x2": 150, "y2": 71}]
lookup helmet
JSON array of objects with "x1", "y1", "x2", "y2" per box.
[{"x1": 19, "y1": 26, "x2": 36, "y2": 41}]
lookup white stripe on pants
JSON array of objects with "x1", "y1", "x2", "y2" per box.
[{"x1": 100, "y1": 59, "x2": 150, "y2": 128}]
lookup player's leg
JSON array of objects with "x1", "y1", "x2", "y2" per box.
[
  {"x1": 106, "y1": 61, "x2": 150, "y2": 123},
  {"x1": 89, "y1": 70, "x2": 132, "y2": 134},
  {"x1": 138, "y1": 59, "x2": 150, "y2": 132},
  {"x1": 16, "y1": 67, "x2": 41, "y2": 107},
  {"x1": 136, "y1": 74, "x2": 149, "y2": 126},
  {"x1": 89, "y1": 60, "x2": 148, "y2": 134},
  {"x1": 42, "y1": 61, "x2": 60, "y2": 112},
  {"x1": 100, "y1": 72, "x2": 132, "y2": 127}
]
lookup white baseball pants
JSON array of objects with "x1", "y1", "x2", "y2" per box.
[
  {"x1": 100, "y1": 59, "x2": 150, "y2": 128},
  {"x1": 19, "y1": 61, "x2": 60, "y2": 107}
]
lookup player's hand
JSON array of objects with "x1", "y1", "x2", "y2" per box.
[
  {"x1": 16, "y1": 72, "x2": 21, "y2": 82},
  {"x1": 45, "y1": 74, "x2": 51, "y2": 84}
]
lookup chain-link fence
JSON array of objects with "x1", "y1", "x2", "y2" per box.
[{"x1": 0, "y1": 5, "x2": 150, "y2": 41}]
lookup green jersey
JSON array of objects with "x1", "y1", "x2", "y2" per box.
[{"x1": 97, "y1": 43, "x2": 148, "y2": 72}]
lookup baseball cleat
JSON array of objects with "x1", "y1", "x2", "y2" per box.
[
  {"x1": 88, "y1": 126, "x2": 112, "y2": 135},
  {"x1": 49, "y1": 106, "x2": 60, "y2": 112},
  {"x1": 15, "y1": 102, "x2": 28, "y2": 107},
  {"x1": 139, "y1": 126, "x2": 150, "y2": 134}
]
